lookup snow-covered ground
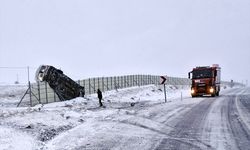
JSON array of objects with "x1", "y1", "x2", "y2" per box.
[
  {"x1": 0, "y1": 84, "x2": 27, "y2": 107},
  {"x1": 0, "y1": 84, "x2": 190, "y2": 150},
  {"x1": 0, "y1": 84, "x2": 249, "y2": 150}
]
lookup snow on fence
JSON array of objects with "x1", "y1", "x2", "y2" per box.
[{"x1": 18, "y1": 75, "x2": 189, "y2": 106}]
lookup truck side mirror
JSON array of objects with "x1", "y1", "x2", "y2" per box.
[{"x1": 188, "y1": 72, "x2": 190, "y2": 79}]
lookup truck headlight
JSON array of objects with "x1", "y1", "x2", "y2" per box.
[
  {"x1": 209, "y1": 88, "x2": 214, "y2": 93},
  {"x1": 191, "y1": 89, "x2": 195, "y2": 94}
]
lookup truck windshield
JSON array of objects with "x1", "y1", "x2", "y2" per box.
[{"x1": 192, "y1": 69, "x2": 212, "y2": 79}]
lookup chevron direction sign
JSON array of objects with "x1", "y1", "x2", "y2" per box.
[{"x1": 160, "y1": 76, "x2": 167, "y2": 84}]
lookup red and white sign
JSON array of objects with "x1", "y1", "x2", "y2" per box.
[{"x1": 160, "y1": 76, "x2": 167, "y2": 84}]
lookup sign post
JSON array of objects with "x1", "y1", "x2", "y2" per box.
[{"x1": 160, "y1": 76, "x2": 167, "y2": 103}]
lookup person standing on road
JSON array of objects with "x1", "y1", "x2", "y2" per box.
[{"x1": 97, "y1": 89, "x2": 103, "y2": 107}]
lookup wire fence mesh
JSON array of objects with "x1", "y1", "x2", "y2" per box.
[
  {"x1": 21, "y1": 75, "x2": 190, "y2": 106},
  {"x1": 17, "y1": 74, "x2": 245, "y2": 107}
]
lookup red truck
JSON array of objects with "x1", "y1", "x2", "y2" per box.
[{"x1": 188, "y1": 64, "x2": 221, "y2": 97}]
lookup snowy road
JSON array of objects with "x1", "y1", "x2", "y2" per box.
[
  {"x1": 45, "y1": 87, "x2": 250, "y2": 150},
  {"x1": 155, "y1": 88, "x2": 250, "y2": 150},
  {"x1": 1, "y1": 85, "x2": 250, "y2": 150}
]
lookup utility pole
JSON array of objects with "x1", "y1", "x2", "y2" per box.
[
  {"x1": 15, "y1": 74, "x2": 19, "y2": 84},
  {"x1": 27, "y1": 66, "x2": 30, "y2": 83}
]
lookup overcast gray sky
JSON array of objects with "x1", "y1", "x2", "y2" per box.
[{"x1": 0, "y1": 0, "x2": 250, "y2": 84}]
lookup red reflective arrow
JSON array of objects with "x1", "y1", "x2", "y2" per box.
[{"x1": 160, "y1": 76, "x2": 167, "y2": 84}]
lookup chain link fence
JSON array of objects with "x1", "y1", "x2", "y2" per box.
[
  {"x1": 17, "y1": 74, "x2": 246, "y2": 107},
  {"x1": 19, "y1": 75, "x2": 190, "y2": 106}
]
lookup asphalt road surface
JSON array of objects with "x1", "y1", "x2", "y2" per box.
[
  {"x1": 152, "y1": 88, "x2": 250, "y2": 150},
  {"x1": 78, "y1": 87, "x2": 250, "y2": 150},
  {"x1": 93, "y1": 87, "x2": 250, "y2": 150}
]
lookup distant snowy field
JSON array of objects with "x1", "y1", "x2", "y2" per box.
[
  {"x1": 0, "y1": 84, "x2": 27, "y2": 107},
  {"x1": 0, "y1": 84, "x2": 231, "y2": 150}
]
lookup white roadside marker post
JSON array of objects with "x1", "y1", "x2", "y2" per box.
[{"x1": 181, "y1": 91, "x2": 183, "y2": 101}]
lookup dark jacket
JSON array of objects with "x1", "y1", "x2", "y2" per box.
[{"x1": 97, "y1": 89, "x2": 102, "y2": 100}]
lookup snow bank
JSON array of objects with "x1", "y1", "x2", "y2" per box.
[
  {"x1": 0, "y1": 126, "x2": 37, "y2": 150},
  {"x1": 0, "y1": 84, "x2": 191, "y2": 150}
]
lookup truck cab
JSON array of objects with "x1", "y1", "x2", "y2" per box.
[{"x1": 188, "y1": 65, "x2": 221, "y2": 97}]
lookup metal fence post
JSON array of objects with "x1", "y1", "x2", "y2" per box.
[
  {"x1": 135, "y1": 75, "x2": 137, "y2": 86},
  {"x1": 132, "y1": 75, "x2": 135, "y2": 86},
  {"x1": 89, "y1": 78, "x2": 91, "y2": 94},
  {"x1": 122, "y1": 76, "x2": 124, "y2": 88},
  {"x1": 142, "y1": 75, "x2": 145, "y2": 85},
  {"x1": 38, "y1": 82, "x2": 41, "y2": 103},
  {"x1": 54, "y1": 91, "x2": 56, "y2": 102},
  {"x1": 156, "y1": 76, "x2": 158, "y2": 84},
  {"x1": 29, "y1": 82, "x2": 32, "y2": 106},
  {"x1": 106, "y1": 77, "x2": 109, "y2": 91},
  {"x1": 114, "y1": 76, "x2": 117, "y2": 90},
  {"x1": 137, "y1": 75, "x2": 140, "y2": 86},
  {"x1": 114, "y1": 76, "x2": 116, "y2": 89},
  {"x1": 133, "y1": 75, "x2": 134, "y2": 86},
  {"x1": 97, "y1": 77, "x2": 100, "y2": 89},
  {"x1": 120, "y1": 76, "x2": 123, "y2": 88},
  {"x1": 116, "y1": 76, "x2": 121, "y2": 89},
  {"x1": 138, "y1": 75, "x2": 140, "y2": 86},
  {"x1": 110, "y1": 77, "x2": 113, "y2": 90},
  {"x1": 141, "y1": 75, "x2": 143, "y2": 86},
  {"x1": 124, "y1": 76, "x2": 126, "y2": 88},
  {"x1": 93, "y1": 78, "x2": 96, "y2": 93},
  {"x1": 83, "y1": 79, "x2": 85, "y2": 89},
  {"x1": 136, "y1": 75, "x2": 140, "y2": 87},
  {"x1": 148, "y1": 75, "x2": 150, "y2": 84},
  {"x1": 45, "y1": 82, "x2": 48, "y2": 104},
  {"x1": 127, "y1": 76, "x2": 129, "y2": 87},
  {"x1": 121, "y1": 76, "x2": 123, "y2": 88},
  {"x1": 102, "y1": 77, "x2": 104, "y2": 92}
]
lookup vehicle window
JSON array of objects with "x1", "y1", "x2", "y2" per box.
[{"x1": 192, "y1": 69, "x2": 212, "y2": 79}]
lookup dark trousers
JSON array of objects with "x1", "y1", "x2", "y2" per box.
[{"x1": 98, "y1": 98, "x2": 103, "y2": 107}]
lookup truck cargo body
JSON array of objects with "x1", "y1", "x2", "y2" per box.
[{"x1": 188, "y1": 65, "x2": 221, "y2": 97}]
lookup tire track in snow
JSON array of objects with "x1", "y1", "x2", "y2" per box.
[
  {"x1": 228, "y1": 95, "x2": 250, "y2": 150},
  {"x1": 154, "y1": 98, "x2": 215, "y2": 150},
  {"x1": 201, "y1": 88, "x2": 250, "y2": 150}
]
